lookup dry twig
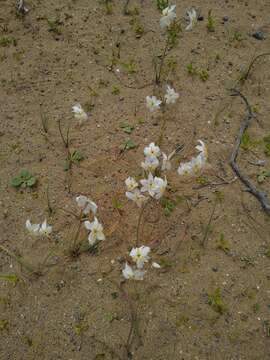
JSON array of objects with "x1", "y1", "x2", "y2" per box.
[{"x1": 229, "y1": 89, "x2": 270, "y2": 214}]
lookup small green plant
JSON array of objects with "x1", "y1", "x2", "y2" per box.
[
  {"x1": 263, "y1": 135, "x2": 270, "y2": 156},
  {"x1": 104, "y1": 0, "x2": 113, "y2": 14},
  {"x1": 111, "y1": 85, "x2": 120, "y2": 95},
  {"x1": 257, "y1": 170, "x2": 270, "y2": 184},
  {"x1": 64, "y1": 150, "x2": 84, "y2": 171},
  {"x1": 120, "y1": 122, "x2": 134, "y2": 134},
  {"x1": 156, "y1": 0, "x2": 168, "y2": 11},
  {"x1": 216, "y1": 233, "x2": 230, "y2": 254},
  {"x1": 47, "y1": 17, "x2": 62, "y2": 35},
  {"x1": 160, "y1": 197, "x2": 176, "y2": 216},
  {"x1": 207, "y1": 288, "x2": 227, "y2": 314},
  {"x1": 198, "y1": 68, "x2": 209, "y2": 82},
  {"x1": 240, "y1": 132, "x2": 260, "y2": 150},
  {"x1": 187, "y1": 63, "x2": 196, "y2": 75},
  {"x1": 0, "y1": 319, "x2": 8, "y2": 331},
  {"x1": 11, "y1": 170, "x2": 37, "y2": 188},
  {"x1": 167, "y1": 21, "x2": 182, "y2": 46},
  {"x1": 206, "y1": 10, "x2": 215, "y2": 32},
  {"x1": 0, "y1": 274, "x2": 20, "y2": 286},
  {"x1": 233, "y1": 31, "x2": 244, "y2": 42},
  {"x1": 120, "y1": 139, "x2": 137, "y2": 151},
  {"x1": 122, "y1": 61, "x2": 137, "y2": 74},
  {"x1": 0, "y1": 36, "x2": 15, "y2": 47}
]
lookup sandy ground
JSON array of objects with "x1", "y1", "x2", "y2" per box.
[{"x1": 1, "y1": 0, "x2": 270, "y2": 359}]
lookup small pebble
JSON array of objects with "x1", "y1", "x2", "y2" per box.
[
  {"x1": 252, "y1": 31, "x2": 266, "y2": 40},
  {"x1": 222, "y1": 16, "x2": 229, "y2": 22},
  {"x1": 197, "y1": 15, "x2": 204, "y2": 21}
]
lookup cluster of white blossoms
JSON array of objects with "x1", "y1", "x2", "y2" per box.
[
  {"x1": 26, "y1": 219, "x2": 52, "y2": 237},
  {"x1": 177, "y1": 140, "x2": 208, "y2": 176},
  {"x1": 76, "y1": 195, "x2": 105, "y2": 246},
  {"x1": 146, "y1": 85, "x2": 179, "y2": 113},
  {"x1": 125, "y1": 142, "x2": 170, "y2": 207},
  {"x1": 72, "y1": 103, "x2": 88, "y2": 124},
  {"x1": 159, "y1": 5, "x2": 197, "y2": 31},
  {"x1": 122, "y1": 245, "x2": 150, "y2": 280}
]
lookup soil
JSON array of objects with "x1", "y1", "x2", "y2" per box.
[{"x1": 1, "y1": 0, "x2": 270, "y2": 359}]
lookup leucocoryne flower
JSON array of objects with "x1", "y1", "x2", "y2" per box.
[
  {"x1": 185, "y1": 8, "x2": 197, "y2": 31},
  {"x1": 130, "y1": 246, "x2": 151, "y2": 269},
  {"x1": 126, "y1": 189, "x2": 147, "y2": 208},
  {"x1": 144, "y1": 142, "x2": 161, "y2": 158},
  {"x1": 125, "y1": 177, "x2": 138, "y2": 191},
  {"x1": 160, "y1": 5, "x2": 176, "y2": 29},
  {"x1": 122, "y1": 263, "x2": 145, "y2": 281},
  {"x1": 146, "y1": 96, "x2": 162, "y2": 112},
  {"x1": 177, "y1": 140, "x2": 208, "y2": 175},
  {"x1": 72, "y1": 103, "x2": 88, "y2": 124},
  {"x1": 140, "y1": 173, "x2": 167, "y2": 199},
  {"x1": 26, "y1": 219, "x2": 52, "y2": 237},
  {"x1": 76, "y1": 195, "x2": 97, "y2": 215},
  {"x1": 84, "y1": 217, "x2": 105, "y2": 245},
  {"x1": 164, "y1": 85, "x2": 179, "y2": 105},
  {"x1": 141, "y1": 156, "x2": 159, "y2": 172}
]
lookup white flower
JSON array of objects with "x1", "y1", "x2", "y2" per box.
[
  {"x1": 25, "y1": 220, "x2": 40, "y2": 236},
  {"x1": 76, "y1": 195, "x2": 97, "y2": 215},
  {"x1": 146, "y1": 96, "x2": 162, "y2": 112},
  {"x1": 144, "y1": 142, "x2": 161, "y2": 158},
  {"x1": 39, "y1": 219, "x2": 52, "y2": 237},
  {"x1": 160, "y1": 5, "x2": 176, "y2": 29},
  {"x1": 72, "y1": 103, "x2": 88, "y2": 124},
  {"x1": 190, "y1": 153, "x2": 206, "y2": 173},
  {"x1": 177, "y1": 161, "x2": 193, "y2": 176},
  {"x1": 140, "y1": 173, "x2": 158, "y2": 197},
  {"x1": 141, "y1": 156, "x2": 159, "y2": 172},
  {"x1": 152, "y1": 176, "x2": 167, "y2": 199},
  {"x1": 84, "y1": 217, "x2": 105, "y2": 245},
  {"x1": 186, "y1": 8, "x2": 197, "y2": 31},
  {"x1": 122, "y1": 263, "x2": 145, "y2": 281},
  {"x1": 195, "y1": 140, "x2": 208, "y2": 160},
  {"x1": 26, "y1": 219, "x2": 52, "y2": 237},
  {"x1": 164, "y1": 85, "x2": 179, "y2": 104},
  {"x1": 126, "y1": 189, "x2": 147, "y2": 208},
  {"x1": 130, "y1": 246, "x2": 151, "y2": 269},
  {"x1": 125, "y1": 177, "x2": 138, "y2": 191},
  {"x1": 152, "y1": 262, "x2": 161, "y2": 269}
]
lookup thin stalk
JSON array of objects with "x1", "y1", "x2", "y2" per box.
[
  {"x1": 0, "y1": 245, "x2": 37, "y2": 274},
  {"x1": 155, "y1": 38, "x2": 170, "y2": 85},
  {"x1": 71, "y1": 211, "x2": 84, "y2": 252},
  {"x1": 136, "y1": 200, "x2": 148, "y2": 246}
]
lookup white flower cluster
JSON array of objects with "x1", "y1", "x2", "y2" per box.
[
  {"x1": 26, "y1": 219, "x2": 52, "y2": 237},
  {"x1": 122, "y1": 245, "x2": 150, "y2": 281},
  {"x1": 146, "y1": 85, "x2": 179, "y2": 112},
  {"x1": 125, "y1": 142, "x2": 169, "y2": 207},
  {"x1": 178, "y1": 140, "x2": 208, "y2": 176},
  {"x1": 72, "y1": 103, "x2": 88, "y2": 124},
  {"x1": 76, "y1": 195, "x2": 105, "y2": 246},
  {"x1": 186, "y1": 8, "x2": 197, "y2": 31}
]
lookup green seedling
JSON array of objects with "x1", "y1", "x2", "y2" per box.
[
  {"x1": 120, "y1": 139, "x2": 137, "y2": 151},
  {"x1": 64, "y1": 150, "x2": 84, "y2": 171},
  {"x1": 47, "y1": 17, "x2": 62, "y2": 35},
  {"x1": 0, "y1": 36, "x2": 15, "y2": 47},
  {"x1": 156, "y1": 0, "x2": 168, "y2": 11},
  {"x1": 206, "y1": 10, "x2": 215, "y2": 32},
  {"x1": 240, "y1": 132, "x2": 260, "y2": 150},
  {"x1": 111, "y1": 85, "x2": 120, "y2": 95},
  {"x1": 11, "y1": 170, "x2": 37, "y2": 188},
  {"x1": 257, "y1": 170, "x2": 270, "y2": 184},
  {"x1": 0, "y1": 320, "x2": 8, "y2": 331},
  {"x1": 121, "y1": 61, "x2": 137, "y2": 74},
  {"x1": 0, "y1": 274, "x2": 19, "y2": 286},
  {"x1": 207, "y1": 288, "x2": 227, "y2": 314},
  {"x1": 263, "y1": 135, "x2": 270, "y2": 156},
  {"x1": 167, "y1": 21, "x2": 182, "y2": 46},
  {"x1": 160, "y1": 197, "x2": 176, "y2": 216},
  {"x1": 120, "y1": 123, "x2": 134, "y2": 134},
  {"x1": 216, "y1": 233, "x2": 230, "y2": 254}
]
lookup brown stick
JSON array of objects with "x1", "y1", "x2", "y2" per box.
[{"x1": 229, "y1": 89, "x2": 270, "y2": 214}]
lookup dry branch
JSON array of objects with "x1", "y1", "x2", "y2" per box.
[{"x1": 229, "y1": 89, "x2": 270, "y2": 214}]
